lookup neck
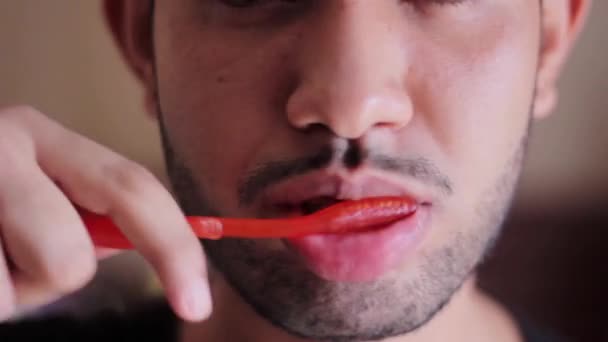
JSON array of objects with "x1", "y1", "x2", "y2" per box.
[{"x1": 180, "y1": 270, "x2": 521, "y2": 342}]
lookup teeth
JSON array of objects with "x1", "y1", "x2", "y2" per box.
[{"x1": 300, "y1": 196, "x2": 340, "y2": 215}]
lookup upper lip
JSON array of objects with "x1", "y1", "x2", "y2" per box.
[{"x1": 258, "y1": 170, "x2": 434, "y2": 213}]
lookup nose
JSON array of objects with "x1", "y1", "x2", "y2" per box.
[{"x1": 287, "y1": 2, "x2": 413, "y2": 139}]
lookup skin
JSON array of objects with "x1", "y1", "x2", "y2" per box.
[{"x1": 0, "y1": 0, "x2": 590, "y2": 341}]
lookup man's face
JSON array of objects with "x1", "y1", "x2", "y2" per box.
[{"x1": 152, "y1": 0, "x2": 540, "y2": 340}]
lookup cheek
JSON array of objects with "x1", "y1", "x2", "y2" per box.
[
  {"x1": 405, "y1": 5, "x2": 540, "y2": 248},
  {"x1": 412, "y1": 6, "x2": 539, "y2": 195},
  {"x1": 154, "y1": 18, "x2": 299, "y2": 213}
]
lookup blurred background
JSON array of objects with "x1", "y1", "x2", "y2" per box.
[{"x1": 1, "y1": 1, "x2": 606, "y2": 341}]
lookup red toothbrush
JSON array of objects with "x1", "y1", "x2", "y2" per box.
[{"x1": 81, "y1": 197, "x2": 417, "y2": 250}]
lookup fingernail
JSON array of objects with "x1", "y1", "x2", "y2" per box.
[{"x1": 184, "y1": 278, "x2": 212, "y2": 321}]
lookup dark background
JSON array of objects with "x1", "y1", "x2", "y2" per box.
[{"x1": 480, "y1": 195, "x2": 608, "y2": 341}]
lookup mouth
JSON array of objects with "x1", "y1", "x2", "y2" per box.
[
  {"x1": 256, "y1": 172, "x2": 434, "y2": 282},
  {"x1": 276, "y1": 196, "x2": 344, "y2": 216},
  {"x1": 260, "y1": 172, "x2": 432, "y2": 218}
]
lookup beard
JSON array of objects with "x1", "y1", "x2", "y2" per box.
[
  {"x1": 144, "y1": 0, "x2": 545, "y2": 337},
  {"x1": 158, "y1": 117, "x2": 528, "y2": 341}
]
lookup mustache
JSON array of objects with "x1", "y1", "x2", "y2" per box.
[{"x1": 237, "y1": 146, "x2": 453, "y2": 206}]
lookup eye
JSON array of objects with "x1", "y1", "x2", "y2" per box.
[
  {"x1": 220, "y1": 0, "x2": 297, "y2": 8},
  {"x1": 207, "y1": 0, "x2": 303, "y2": 28},
  {"x1": 402, "y1": 0, "x2": 473, "y2": 17},
  {"x1": 404, "y1": 0, "x2": 470, "y2": 7},
  {"x1": 220, "y1": 0, "x2": 260, "y2": 8},
  {"x1": 423, "y1": 0, "x2": 468, "y2": 4},
  {"x1": 430, "y1": 0, "x2": 468, "y2": 4}
]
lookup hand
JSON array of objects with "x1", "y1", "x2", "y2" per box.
[{"x1": 0, "y1": 106, "x2": 212, "y2": 322}]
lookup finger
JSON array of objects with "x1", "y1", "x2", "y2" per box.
[
  {"x1": 28, "y1": 117, "x2": 212, "y2": 321},
  {"x1": 0, "y1": 156, "x2": 97, "y2": 306},
  {"x1": 108, "y1": 195, "x2": 212, "y2": 322},
  {"x1": 0, "y1": 240, "x2": 16, "y2": 321},
  {"x1": 94, "y1": 247, "x2": 121, "y2": 259}
]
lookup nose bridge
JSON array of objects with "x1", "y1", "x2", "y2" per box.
[{"x1": 287, "y1": 2, "x2": 413, "y2": 139}]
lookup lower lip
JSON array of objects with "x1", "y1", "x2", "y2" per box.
[{"x1": 284, "y1": 207, "x2": 431, "y2": 282}]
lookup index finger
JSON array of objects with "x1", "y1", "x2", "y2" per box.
[{"x1": 24, "y1": 112, "x2": 212, "y2": 321}]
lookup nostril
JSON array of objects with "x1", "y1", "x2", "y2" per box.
[
  {"x1": 300, "y1": 122, "x2": 331, "y2": 134},
  {"x1": 343, "y1": 140, "x2": 365, "y2": 169}
]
